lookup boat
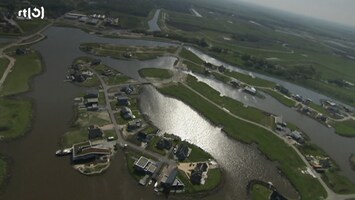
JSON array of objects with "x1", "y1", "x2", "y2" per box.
[{"x1": 55, "y1": 148, "x2": 72, "y2": 156}]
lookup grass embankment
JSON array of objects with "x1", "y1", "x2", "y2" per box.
[
  {"x1": 80, "y1": 43, "x2": 177, "y2": 60},
  {"x1": 1, "y1": 50, "x2": 42, "y2": 96},
  {"x1": 251, "y1": 184, "x2": 272, "y2": 200},
  {"x1": 180, "y1": 48, "x2": 204, "y2": 64},
  {"x1": 0, "y1": 57, "x2": 9, "y2": 78},
  {"x1": 138, "y1": 68, "x2": 173, "y2": 79},
  {"x1": 178, "y1": 168, "x2": 222, "y2": 193},
  {"x1": 158, "y1": 83, "x2": 326, "y2": 200},
  {"x1": 261, "y1": 88, "x2": 295, "y2": 107},
  {"x1": 184, "y1": 60, "x2": 204, "y2": 74},
  {"x1": 186, "y1": 76, "x2": 274, "y2": 128},
  {"x1": 332, "y1": 120, "x2": 355, "y2": 137}
]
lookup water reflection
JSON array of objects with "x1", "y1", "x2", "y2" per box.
[{"x1": 139, "y1": 85, "x2": 298, "y2": 199}]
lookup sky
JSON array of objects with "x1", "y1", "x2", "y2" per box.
[{"x1": 236, "y1": 0, "x2": 355, "y2": 27}]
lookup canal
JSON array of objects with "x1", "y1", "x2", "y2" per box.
[{"x1": 0, "y1": 26, "x2": 353, "y2": 199}]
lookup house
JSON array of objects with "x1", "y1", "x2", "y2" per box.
[
  {"x1": 218, "y1": 65, "x2": 226, "y2": 73},
  {"x1": 121, "y1": 85, "x2": 134, "y2": 94},
  {"x1": 91, "y1": 59, "x2": 101, "y2": 66},
  {"x1": 85, "y1": 91, "x2": 99, "y2": 99},
  {"x1": 117, "y1": 96, "x2": 130, "y2": 106},
  {"x1": 288, "y1": 130, "x2": 305, "y2": 144},
  {"x1": 88, "y1": 125, "x2": 103, "y2": 140},
  {"x1": 16, "y1": 48, "x2": 27, "y2": 55},
  {"x1": 136, "y1": 131, "x2": 148, "y2": 142},
  {"x1": 175, "y1": 143, "x2": 190, "y2": 161},
  {"x1": 160, "y1": 167, "x2": 185, "y2": 193},
  {"x1": 243, "y1": 86, "x2": 257, "y2": 95},
  {"x1": 127, "y1": 119, "x2": 142, "y2": 131},
  {"x1": 156, "y1": 138, "x2": 172, "y2": 150},
  {"x1": 121, "y1": 106, "x2": 134, "y2": 120},
  {"x1": 190, "y1": 163, "x2": 208, "y2": 184},
  {"x1": 134, "y1": 156, "x2": 157, "y2": 175},
  {"x1": 71, "y1": 141, "x2": 111, "y2": 163}
]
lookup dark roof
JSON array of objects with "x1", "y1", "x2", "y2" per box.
[
  {"x1": 163, "y1": 168, "x2": 178, "y2": 185},
  {"x1": 88, "y1": 127, "x2": 103, "y2": 140},
  {"x1": 156, "y1": 138, "x2": 172, "y2": 150},
  {"x1": 176, "y1": 143, "x2": 189, "y2": 160}
]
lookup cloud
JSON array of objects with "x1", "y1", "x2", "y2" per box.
[{"x1": 236, "y1": 0, "x2": 355, "y2": 27}]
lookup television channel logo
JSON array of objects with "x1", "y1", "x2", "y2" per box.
[{"x1": 17, "y1": 7, "x2": 45, "y2": 20}]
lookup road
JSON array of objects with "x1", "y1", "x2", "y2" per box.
[
  {"x1": 88, "y1": 65, "x2": 177, "y2": 166},
  {"x1": 0, "y1": 22, "x2": 52, "y2": 91}
]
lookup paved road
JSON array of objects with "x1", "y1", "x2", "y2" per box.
[{"x1": 88, "y1": 65, "x2": 177, "y2": 166}]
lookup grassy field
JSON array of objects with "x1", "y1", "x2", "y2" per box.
[
  {"x1": 80, "y1": 43, "x2": 177, "y2": 60},
  {"x1": 186, "y1": 75, "x2": 274, "y2": 128},
  {"x1": 184, "y1": 60, "x2": 205, "y2": 74},
  {"x1": 0, "y1": 98, "x2": 32, "y2": 140},
  {"x1": 138, "y1": 68, "x2": 173, "y2": 79},
  {"x1": 16, "y1": 19, "x2": 50, "y2": 35},
  {"x1": 251, "y1": 184, "x2": 272, "y2": 200},
  {"x1": 0, "y1": 57, "x2": 9, "y2": 78},
  {"x1": 332, "y1": 120, "x2": 355, "y2": 137},
  {"x1": 260, "y1": 88, "x2": 296, "y2": 107},
  {"x1": 184, "y1": 142, "x2": 213, "y2": 162},
  {"x1": 0, "y1": 50, "x2": 42, "y2": 96},
  {"x1": 180, "y1": 48, "x2": 204, "y2": 64},
  {"x1": 177, "y1": 168, "x2": 222, "y2": 193},
  {"x1": 158, "y1": 83, "x2": 326, "y2": 200},
  {"x1": 160, "y1": 4, "x2": 355, "y2": 107},
  {"x1": 0, "y1": 156, "x2": 6, "y2": 189}
]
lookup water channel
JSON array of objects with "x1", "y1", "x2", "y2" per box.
[{"x1": 0, "y1": 26, "x2": 353, "y2": 199}]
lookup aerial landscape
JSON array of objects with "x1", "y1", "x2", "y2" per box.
[{"x1": 1, "y1": 0, "x2": 355, "y2": 199}]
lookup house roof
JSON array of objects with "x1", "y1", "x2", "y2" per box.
[{"x1": 135, "y1": 156, "x2": 150, "y2": 169}]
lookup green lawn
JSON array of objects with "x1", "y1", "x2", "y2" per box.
[
  {"x1": 261, "y1": 88, "x2": 296, "y2": 107},
  {"x1": 16, "y1": 19, "x2": 50, "y2": 34},
  {"x1": 158, "y1": 83, "x2": 326, "y2": 200},
  {"x1": 146, "y1": 136, "x2": 166, "y2": 156},
  {"x1": 184, "y1": 60, "x2": 205, "y2": 74},
  {"x1": 0, "y1": 57, "x2": 9, "y2": 78},
  {"x1": 0, "y1": 98, "x2": 32, "y2": 140},
  {"x1": 183, "y1": 141, "x2": 213, "y2": 162},
  {"x1": 180, "y1": 48, "x2": 204, "y2": 64},
  {"x1": 1, "y1": 51, "x2": 42, "y2": 96},
  {"x1": 225, "y1": 71, "x2": 276, "y2": 88},
  {"x1": 186, "y1": 75, "x2": 274, "y2": 128},
  {"x1": 92, "y1": 64, "x2": 131, "y2": 85},
  {"x1": 138, "y1": 68, "x2": 173, "y2": 79},
  {"x1": 251, "y1": 184, "x2": 272, "y2": 200},
  {"x1": 61, "y1": 128, "x2": 88, "y2": 148},
  {"x1": 332, "y1": 120, "x2": 355, "y2": 137}
]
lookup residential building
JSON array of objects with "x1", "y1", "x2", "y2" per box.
[{"x1": 175, "y1": 143, "x2": 190, "y2": 161}]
